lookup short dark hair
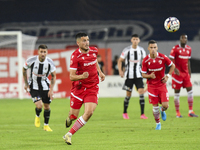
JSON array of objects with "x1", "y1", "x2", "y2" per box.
[
  {"x1": 131, "y1": 34, "x2": 139, "y2": 38},
  {"x1": 180, "y1": 33, "x2": 187, "y2": 38},
  {"x1": 148, "y1": 40, "x2": 157, "y2": 45},
  {"x1": 38, "y1": 44, "x2": 48, "y2": 50},
  {"x1": 75, "y1": 32, "x2": 88, "y2": 40}
]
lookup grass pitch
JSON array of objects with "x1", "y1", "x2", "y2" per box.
[{"x1": 0, "y1": 96, "x2": 200, "y2": 150}]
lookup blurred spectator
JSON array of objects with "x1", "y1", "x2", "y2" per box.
[
  {"x1": 112, "y1": 55, "x2": 125, "y2": 75},
  {"x1": 97, "y1": 54, "x2": 105, "y2": 73}
]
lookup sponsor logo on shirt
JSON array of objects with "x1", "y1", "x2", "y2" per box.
[
  {"x1": 32, "y1": 72, "x2": 46, "y2": 77},
  {"x1": 178, "y1": 55, "x2": 190, "y2": 59},
  {"x1": 84, "y1": 60, "x2": 97, "y2": 66},
  {"x1": 129, "y1": 60, "x2": 140, "y2": 63},
  {"x1": 149, "y1": 67, "x2": 163, "y2": 71}
]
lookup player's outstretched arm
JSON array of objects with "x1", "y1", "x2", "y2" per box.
[
  {"x1": 69, "y1": 69, "x2": 89, "y2": 81},
  {"x1": 22, "y1": 67, "x2": 29, "y2": 92},
  {"x1": 48, "y1": 71, "x2": 56, "y2": 100}
]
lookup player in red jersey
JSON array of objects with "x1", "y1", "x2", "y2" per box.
[
  {"x1": 169, "y1": 34, "x2": 198, "y2": 118},
  {"x1": 63, "y1": 33, "x2": 105, "y2": 145},
  {"x1": 142, "y1": 40, "x2": 175, "y2": 130}
]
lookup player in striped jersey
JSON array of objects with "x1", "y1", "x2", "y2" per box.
[
  {"x1": 118, "y1": 34, "x2": 148, "y2": 120},
  {"x1": 169, "y1": 34, "x2": 198, "y2": 118},
  {"x1": 23, "y1": 44, "x2": 56, "y2": 131}
]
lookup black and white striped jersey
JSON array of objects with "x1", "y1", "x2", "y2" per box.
[
  {"x1": 120, "y1": 45, "x2": 146, "y2": 79},
  {"x1": 23, "y1": 56, "x2": 56, "y2": 91}
]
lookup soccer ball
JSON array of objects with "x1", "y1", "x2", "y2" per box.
[{"x1": 164, "y1": 17, "x2": 180, "y2": 32}]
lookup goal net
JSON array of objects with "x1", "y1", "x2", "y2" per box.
[{"x1": 0, "y1": 31, "x2": 38, "y2": 99}]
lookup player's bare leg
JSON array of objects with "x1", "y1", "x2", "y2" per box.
[
  {"x1": 65, "y1": 108, "x2": 80, "y2": 128},
  {"x1": 160, "y1": 102, "x2": 168, "y2": 121},
  {"x1": 63, "y1": 103, "x2": 97, "y2": 145}
]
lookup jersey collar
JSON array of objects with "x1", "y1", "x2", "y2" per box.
[
  {"x1": 148, "y1": 52, "x2": 158, "y2": 59},
  {"x1": 37, "y1": 56, "x2": 47, "y2": 63},
  {"x1": 78, "y1": 48, "x2": 90, "y2": 54},
  {"x1": 131, "y1": 45, "x2": 138, "y2": 51},
  {"x1": 179, "y1": 44, "x2": 186, "y2": 48}
]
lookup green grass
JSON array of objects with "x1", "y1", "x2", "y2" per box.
[{"x1": 0, "y1": 97, "x2": 200, "y2": 150}]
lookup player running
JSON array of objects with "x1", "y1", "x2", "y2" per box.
[
  {"x1": 142, "y1": 40, "x2": 175, "y2": 130},
  {"x1": 23, "y1": 44, "x2": 56, "y2": 131},
  {"x1": 63, "y1": 32, "x2": 105, "y2": 145}
]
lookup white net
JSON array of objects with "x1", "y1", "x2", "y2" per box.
[{"x1": 0, "y1": 31, "x2": 37, "y2": 99}]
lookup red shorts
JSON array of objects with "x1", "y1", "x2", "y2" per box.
[
  {"x1": 70, "y1": 85, "x2": 99, "y2": 109},
  {"x1": 147, "y1": 84, "x2": 169, "y2": 105},
  {"x1": 172, "y1": 73, "x2": 192, "y2": 89}
]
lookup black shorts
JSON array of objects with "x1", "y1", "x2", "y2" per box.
[
  {"x1": 30, "y1": 89, "x2": 51, "y2": 104},
  {"x1": 122, "y1": 78, "x2": 144, "y2": 92}
]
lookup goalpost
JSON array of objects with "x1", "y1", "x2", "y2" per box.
[{"x1": 0, "y1": 31, "x2": 38, "y2": 99}]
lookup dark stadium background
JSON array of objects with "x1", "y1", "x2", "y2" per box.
[{"x1": 0, "y1": 0, "x2": 200, "y2": 72}]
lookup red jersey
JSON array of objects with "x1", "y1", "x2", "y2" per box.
[
  {"x1": 142, "y1": 52, "x2": 172, "y2": 87},
  {"x1": 70, "y1": 47, "x2": 99, "y2": 89},
  {"x1": 169, "y1": 44, "x2": 191, "y2": 74}
]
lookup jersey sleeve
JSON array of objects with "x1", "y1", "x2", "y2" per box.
[
  {"x1": 164, "y1": 55, "x2": 173, "y2": 67},
  {"x1": 189, "y1": 47, "x2": 192, "y2": 59},
  {"x1": 23, "y1": 56, "x2": 35, "y2": 69},
  {"x1": 141, "y1": 48, "x2": 146, "y2": 59},
  {"x1": 70, "y1": 54, "x2": 78, "y2": 70},
  {"x1": 23, "y1": 61, "x2": 29, "y2": 69},
  {"x1": 120, "y1": 47, "x2": 128, "y2": 59},
  {"x1": 141, "y1": 58, "x2": 147, "y2": 73},
  {"x1": 169, "y1": 46, "x2": 176, "y2": 59},
  {"x1": 50, "y1": 60, "x2": 56, "y2": 72}
]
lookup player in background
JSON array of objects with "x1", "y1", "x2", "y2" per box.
[
  {"x1": 97, "y1": 54, "x2": 105, "y2": 73},
  {"x1": 63, "y1": 33, "x2": 105, "y2": 145},
  {"x1": 112, "y1": 55, "x2": 125, "y2": 75},
  {"x1": 23, "y1": 44, "x2": 56, "y2": 131},
  {"x1": 142, "y1": 40, "x2": 175, "y2": 130},
  {"x1": 169, "y1": 34, "x2": 198, "y2": 118},
  {"x1": 118, "y1": 34, "x2": 148, "y2": 119}
]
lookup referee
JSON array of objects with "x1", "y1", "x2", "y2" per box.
[
  {"x1": 23, "y1": 44, "x2": 56, "y2": 131},
  {"x1": 118, "y1": 34, "x2": 148, "y2": 120}
]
